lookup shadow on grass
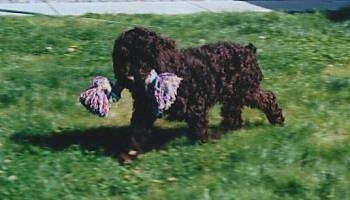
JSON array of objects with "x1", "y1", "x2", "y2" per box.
[
  {"x1": 285, "y1": 6, "x2": 350, "y2": 22},
  {"x1": 325, "y1": 6, "x2": 350, "y2": 22},
  {"x1": 11, "y1": 126, "x2": 187, "y2": 161},
  {"x1": 10, "y1": 121, "x2": 270, "y2": 163}
]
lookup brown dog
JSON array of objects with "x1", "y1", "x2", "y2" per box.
[{"x1": 112, "y1": 27, "x2": 284, "y2": 153}]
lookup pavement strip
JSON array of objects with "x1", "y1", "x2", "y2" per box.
[{"x1": 0, "y1": 1, "x2": 349, "y2": 16}]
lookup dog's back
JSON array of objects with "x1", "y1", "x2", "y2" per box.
[{"x1": 175, "y1": 42, "x2": 263, "y2": 105}]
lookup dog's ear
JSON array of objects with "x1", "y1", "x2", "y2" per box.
[{"x1": 246, "y1": 43, "x2": 257, "y2": 53}]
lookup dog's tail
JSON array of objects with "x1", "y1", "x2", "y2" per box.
[
  {"x1": 245, "y1": 43, "x2": 263, "y2": 83},
  {"x1": 245, "y1": 43, "x2": 257, "y2": 53}
]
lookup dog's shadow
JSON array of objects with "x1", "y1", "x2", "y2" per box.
[
  {"x1": 11, "y1": 126, "x2": 187, "y2": 161},
  {"x1": 11, "y1": 121, "x2": 268, "y2": 163}
]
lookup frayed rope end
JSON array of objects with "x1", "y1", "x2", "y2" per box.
[{"x1": 79, "y1": 76, "x2": 115, "y2": 117}]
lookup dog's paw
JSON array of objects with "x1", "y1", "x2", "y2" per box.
[{"x1": 119, "y1": 150, "x2": 139, "y2": 164}]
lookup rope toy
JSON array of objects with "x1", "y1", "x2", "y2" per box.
[
  {"x1": 146, "y1": 69, "x2": 183, "y2": 116},
  {"x1": 79, "y1": 76, "x2": 114, "y2": 117},
  {"x1": 79, "y1": 70, "x2": 182, "y2": 117}
]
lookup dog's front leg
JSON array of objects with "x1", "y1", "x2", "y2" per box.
[
  {"x1": 120, "y1": 115, "x2": 155, "y2": 164},
  {"x1": 120, "y1": 98, "x2": 157, "y2": 162},
  {"x1": 186, "y1": 96, "x2": 211, "y2": 142},
  {"x1": 130, "y1": 97, "x2": 157, "y2": 130}
]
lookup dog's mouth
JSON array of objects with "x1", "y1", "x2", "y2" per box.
[
  {"x1": 109, "y1": 79, "x2": 124, "y2": 103},
  {"x1": 126, "y1": 76, "x2": 134, "y2": 81}
]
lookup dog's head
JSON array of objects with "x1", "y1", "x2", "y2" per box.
[{"x1": 112, "y1": 27, "x2": 180, "y2": 94}]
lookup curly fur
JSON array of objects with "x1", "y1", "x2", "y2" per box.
[{"x1": 112, "y1": 27, "x2": 284, "y2": 145}]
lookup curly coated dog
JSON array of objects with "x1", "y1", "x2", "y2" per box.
[{"x1": 112, "y1": 27, "x2": 284, "y2": 150}]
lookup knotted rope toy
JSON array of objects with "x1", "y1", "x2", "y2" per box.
[
  {"x1": 146, "y1": 69, "x2": 183, "y2": 116},
  {"x1": 79, "y1": 70, "x2": 182, "y2": 117},
  {"x1": 79, "y1": 76, "x2": 119, "y2": 117}
]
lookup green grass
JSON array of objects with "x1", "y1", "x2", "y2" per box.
[{"x1": 0, "y1": 11, "x2": 350, "y2": 199}]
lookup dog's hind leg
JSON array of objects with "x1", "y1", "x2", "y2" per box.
[
  {"x1": 244, "y1": 88, "x2": 284, "y2": 125},
  {"x1": 186, "y1": 96, "x2": 211, "y2": 142},
  {"x1": 220, "y1": 96, "x2": 244, "y2": 131}
]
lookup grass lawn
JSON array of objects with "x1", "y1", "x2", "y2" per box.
[{"x1": 0, "y1": 10, "x2": 350, "y2": 200}]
